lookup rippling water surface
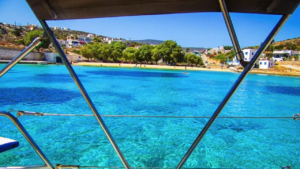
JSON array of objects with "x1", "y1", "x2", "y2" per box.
[{"x1": 0, "y1": 64, "x2": 299, "y2": 168}]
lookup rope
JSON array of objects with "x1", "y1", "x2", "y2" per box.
[
  {"x1": 15, "y1": 111, "x2": 294, "y2": 119},
  {"x1": 79, "y1": 167, "x2": 171, "y2": 169}
]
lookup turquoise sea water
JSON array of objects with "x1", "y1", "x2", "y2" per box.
[{"x1": 0, "y1": 64, "x2": 300, "y2": 168}]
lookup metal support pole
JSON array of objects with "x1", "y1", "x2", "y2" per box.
[
  {"x1": 176, "y1": 14, "x2": 290, "y2": 169},
  {"x1": 219, "y1": 0, "x2": 246, "y2": 67},
  {"x1": 38, "y1": 20, "x2": 131, "y2": 169},
  {"x1": 0, "y1": 37, "x2": 42, "y2": 78},
  {"x1": 0, "y1": 112, "x2": 53, "y2": 169}
]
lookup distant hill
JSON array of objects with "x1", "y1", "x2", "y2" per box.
[{"x1": 131, "y1": 39, "x2": 164, "y2": 45}]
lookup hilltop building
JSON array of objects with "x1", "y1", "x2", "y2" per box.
[
  {"x1": 78, "y1": 35, "x2": 91, "y2": 44},
  {"x1": 66, "y1": 35, "x2": 80, "y2": 48},
  {"x1": 53, "y1": 27, "x2": 62, "y2": 30},
  {"x1": 242, "y1": 49, "x2": 258, "y2": 61},
  {"x1": 102, "y1": 37, "x2": 126, "y2": 44},
  {"x1": 205, "y1": 46, "x2": 230, "y2": 55},
  {"x1": 103, "y1": 37, "x2": 115, "y2": 44},
  {"x1": 57, "y1": 39, "x2": 66, "y2": 47},
  {"x1": 258, "y1": 59, "x2": 275, "y2": 69},
  {"x1": 86, "y1": 34, "x2": 95, "y2": 39},
  {"x1": 53, "y1": 27, "x2": 70, "y2": 30},
  {"x1": 273, "y1": 50, "x2": 300, "y2": 61}
]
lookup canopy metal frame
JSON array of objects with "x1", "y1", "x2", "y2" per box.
[
  {"x1": 0, "y1": 0, "x2": 298, "y2": 168},
  {"x1": 0, "y1": 37, "x2": 42, "y2": 78},
  {"x1": 38, "y1": 20, "x2": 131, "y2": 169}
]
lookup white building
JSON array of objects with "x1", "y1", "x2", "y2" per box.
[
  {"x1": 78, "y1": 35, "x2": 91, "y2": 43},
  {"x1": 66, "y1": 40, "x2": 80, "y2": 48},
  {"x1": 205, "y1": 46, "x2": 225, "y2": 55},
  {"x1": 103, "y1": 37, "x2": 115, "y2": 44},
  {"x1": 45, "y1": 53, "x2": 83, "y2": 63},
  {"x1": 53, "y1": 27, "x2": 62, "y2": 30},
  {"x1": 115, "y1": 38, "x2": 126, "y2": 43},
  {"x1": 242, "y1": 49, "x2": 258, "y2": 62},
  {"x1": 44, "y1": 53, "x2": 63, "y2": 63},
  {"x1": 63, "y1": 27, "x2": 70, "y2": 30},
  {"x1": 258, "y1": 59, "x2": 275, "y2": 69},
  {"x1": 67, "y1": 35, "x2": 75, "y2": 40},
  {"x1": 57, "y1": 39, "x2": 66, "y2": 47},
  {"x1": 86, "y1": 34, "x2": 94, "y2": 39},
  {"x1": 273, "y1": 50, "x2": 300, "y2": 61}
]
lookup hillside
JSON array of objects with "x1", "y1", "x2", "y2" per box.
[
  {"x1": 245, "y1": 37, "x2": 300, "y2": 51},
  {"x1": 0, "y1": 23, "x2": 92, "y2": 40},
  {"x1": 1, "y1": 22, "x2": 299, "y2": 52},
  {"x1": 131, "y1": 39, "x2": 164, "y2": 45},
  {"x1": 273, "y1": 37, "x2": 300, "y2": 50},
  {"x1": 0, "y1": 22, "x2": 102, "y2": 50}
]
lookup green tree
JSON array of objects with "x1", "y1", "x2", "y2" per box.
[
  {"x1": 138, "y1": 45, "x2": 153, "y2": 63},
  {"x1": 225, "y1": 50, "x2": 236, "y2": 61},
  {"x1": 185, "y1": 48, "x2": 190, "y2": 53},
  {"x1": 93, "y1": 37, "x2": 102, "y2": 43},
  {"x1": 14, "y1": 39, "x2": 24, "y2": 45},
  {"x1": 171, "y1": 45, "x2": 185, "y2": 63},
  {"x1": 80, "y1": 44, "x2": 93, "y2": 61},
  {"x1": 91, "y1": 43, "x2": 101, "y2": 60},
  {"x1": 99, "y1": 43, "x2": 112, "y2": 61},
  {"x1": 79, "y1": 43, "x2": 101, "y2": 61},
  {"x1": 271, "y1": 39, "x2": 275, "y2": 45},
  {"x1": 266, "y1": 43, "x2": 274, "y2": 51},
  {"x1": 214, "y1": 54, "x2": 227, "y2": 63},
  {"x1": 122, "y1": 47, "x2": 136, "y2": 62},
  {"x1": 24, "y1": 30, "x2": 50, "y2": 49},
  {"x1": 274, "y1": 45, "x2": 284, "y2": 50},
  {"x1": 224, "y1": 46, "x2": 233, "y2": 50},
  {"x1": 186, "y1": 53, "x2": 203, "y2": 66},
  {"x1": 134, "y1": 48, "x2": 143, "y2": 63},
  {"x1": 110, "y1": 41, "x2": 126, "y2": 61},
  {"x1": 290, "y1": 44, "x2": 297, "y2": 50},
  {"x1": 160, "y1": 40, "x2": 184, "y2": 65},
  {"x1": 11, "y1": 29, "x2": 21, "y2": 36},
  {"x1": 151, "y1": 46, "x2": 162, "y2": 64}
]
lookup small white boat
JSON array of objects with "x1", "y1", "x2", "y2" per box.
[
  {"x1": 0, "y1": 137, "x2": 19, "y2": 153},
  {"x1": 229, "y1": 67, "x2": 238, "y2": 72}
]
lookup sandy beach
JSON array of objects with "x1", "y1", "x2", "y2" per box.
[
  {"x1": 73, "y1": 62, "x2": 300, "y2": 77},
  {"x1": 73, "y1": 62, "x2": 232, "y2": 72}
]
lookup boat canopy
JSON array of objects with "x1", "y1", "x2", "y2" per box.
[{"x1": 26, "y1": 0, "x2": 300, "y2": 20}]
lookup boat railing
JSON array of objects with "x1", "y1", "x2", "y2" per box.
[
  {"x1": 1, "y1": 110, "x2": 299, "y2": 169},
  {"x1": 0, "y1": 111, "x2": 53, "y2": 169}
]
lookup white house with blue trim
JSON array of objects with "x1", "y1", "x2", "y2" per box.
[
  {"x1": 242, "y1": 49, "x2": 258, "y2": 62},
  {"x1": 258, "y1": 59, "x2": 275, "y2": 69}
]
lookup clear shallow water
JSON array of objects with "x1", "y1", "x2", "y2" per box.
[{"x1": 0, "y1": 64, "x2": 299, "y2": 168}]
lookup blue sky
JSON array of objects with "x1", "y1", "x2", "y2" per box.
[{"x1": 0, "y1": 1, "x2": 299, "y2": 48}]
